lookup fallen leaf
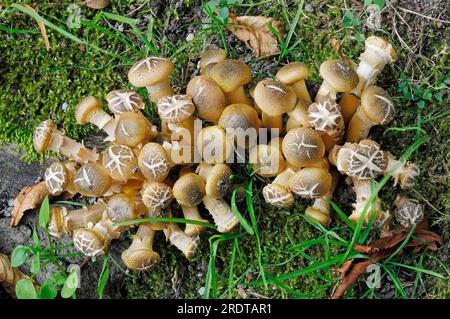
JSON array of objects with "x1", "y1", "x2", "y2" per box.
[
  {"x1": 10, "y1": 182, "x2": 50, "y2": 227},
  {"x1": 0, "y1": 253, "x2": 39, "y2": 298},
  {"x1": 85, "y1": 0, "x2": 110, "y2": 9},
  {"x1": 23, "y1": 5, "x2": 50, "y2": 51},
  {"x1": 228, "y1": 13, "x2": 283, "y2": 58}
]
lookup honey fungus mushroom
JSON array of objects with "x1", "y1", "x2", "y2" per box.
[
  {"x1": 276, "y1": 62, "x2": 311, "y2": 102},
  {"x1": 106, "y1": 193, "x2": 142, "y2": 228},
  {"x1": 262, "y1": 167, "x2": 296, "y2": 208},
  {"x1": 394, "y1": 195, "x2": 424, "y2": 228},
  {"x1": 157, "y1": 95, "x2": 195, "y2": 124},
  {"x1": 121, "y1": 224, "x2": 160, "y2": 271},
  {"x1": 141, "y1": 181, "x2": 173, "y2": 212},
  {"x1": 137, "y1": 142, "x2": 171, "y2": 182},
  {"x1": 196, "y1": 125, "x2": 233, "y2": 164},
  {"x1": 105, "y1": 89, "x2": 145, "y2": 115},
  {"x1": 186, "y1": 76, "x2": 226, "y2": 123},
  {"x1": 196, "y1": 162, "x2": 233, "y2": 199},
  {"x1": 114, "y1": 112, "x2": 158, "y2": 148},
  {"x1": 173, "y1": 173, "x2": 206, "y2": 207},
  {"x1": 286, "y1": 99, "x2": 311, "y2": 132},
  {"x1": 289, "y1": 167, "x2": 332, "y2": 199},
  {"x1": 33, "y1": 119, "x2": 99, "y2": 164},
  {"x1": 75, "y1": 96, "x2": 117, "y2": 141},
  {"x1": 316, "y1": 59, "x2": 358, "y2": 101},
  {"x1": 44, "y1": 161, "x2": 77, "y2": 195},
  {"x1": 128, "y1": 56, "x2": 174, "y2": 103},
  {"x1": 346, "y1": 86, "x2": 395, "y2": 143},
  {"x1": 200, "y1": 47, "x2": 227, "y2": 76},
  {"x1": 210, "y1": 59, "x2": 252, "y2": 104},
  {"x1": 282, "y1": 127, "x2": 326, "y2": 168},
  {"x1": 102, "y1": 144, "x2": 141, "y2": 182},
  {"x1": 202, "y1": 195, "x2": 239, "y2": 233},
  {"x1": 73, "y1": 163, "x2": 111, "y2": 197},
  {"x1": 249, "y1": 144, "x2": 286, "y2": 177},
  {"x1": 307, "y1": 97, "x2": 344, "y2": 139},
  {"x1": 164, "y1": 222, "x2": 200, "y2": 260}
]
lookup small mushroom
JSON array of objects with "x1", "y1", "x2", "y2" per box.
[
  {"x1": 202, "y1": 195, "x2": 239, "y2": 233},
  {"x1": 196, "y1": 125, "x2": 233, "y2": 164},
  {"x1": 102, "y1": 144, "x2": 141, "y2": 182},
  {"x1": 173, "y1": 173, "x2": 206, "y2": 207},
  {"x1": 181, "y1": 205, "x2": 209, "y2": 237},
  {"x1": 196, "y1": 162, "x2": 233, "y2": 199},
  {"x1": 385, "y1": 152, "x2": 420, "y2": 189},
  {"x1": 316, "y1": 59, "x2": 358, "y2": 101},
  {"x1": 281, "y1": 127, "x2": 325, "y2": 168},
  {"x1": 186, "y1": 75, "x2": 226, "y2": 123},
  {"x1": 164, "y1": 222, "x2": 200, "y2": 260},
  {"x1": 105, "y1": 89, "x2": 145, "y2": 115},
  {"x1": 48, "y1": 202, "x2": 105, "y2": 239},
  {"x1": 74, "y1": 163, "x2": 112, "y2": 197},
  {"x1": 276, "y1": 62, "x2": 311, "y2": 102},
  {"x1": 44, "y1": 161, "x2": 77, "y2": 195},
  {"x1": 210, "y1": 59, "x2": 252, "y2": 104},
  {"x1": 33, "y1": 119, "x2": 99, "y2": 164},
  {"x1": 121, "y1": 224, "x2": 161, "y2": 271},
  {"x1": 249, "y1": 144, "x2": 286, "y2": 177},
  {"x1": 262, "y1": 167, "x2": 296, "y2": 208},
  {"x1": 289, "y1": 167, "x2": 332, "y2": 199},
  {"x1": 346, "y1": 86, "x2": 395, "y2": 142},
  {"x1": 128, "y1": 56, "x2": 174, "y2": 103},
  {"x1": 137, "y1": 142, "x2": 171, "y2": 182},
  {"x1": 106, "y1": 193, "x2": 142, "y2": 231},
  {"x1": 200, "y1": 47, "x2": 227, "y2": 76},
  {"x1": 141, "y1": 181, "x2": 173, "y2": 212},
  {"x1": 394, "y1": 195, "x2": 424, "y2": 228},
  {"x1": 307, "y1": 97, "x2": 344, "y2": 139},
  {"x1": 286, "y1": 99, "x2": 311, "y2": 132},
  {"x1": 75, "y1": 96, "x2": 117, "y2": 141},
  {"x1": 157, "y1": 95, "x2": 195, "y2": 124},
  {"x1": 114, "y1": 112, "x2": 159, "y2": 148}
]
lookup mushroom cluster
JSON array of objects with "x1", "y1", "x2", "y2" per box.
[{"x1": 33, "y1": 36, "x2": 419, "y2": 271}]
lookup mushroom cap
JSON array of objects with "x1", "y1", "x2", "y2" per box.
[
  {"x1": 121, "y1": 246, "x2": 160, "y2": 271},
  {"x1": 73, "y1": 228, "x2": 106, "y2": 257},
  {"x1": 114, "y1": 112, "x2": 153, "y2": 147},
  {"x1": 307, "y1": 98, "x2": 344, "y2": 137},
  {"x1": 196, "y1": 125, "x2": 233, "y2": 164},
  {"x1": 254, "y1": 79, "x2": 297, "y2": 116},
  {"x1": 73, "y1": 163, "x2": 111, "y2": 197},
  {"x1": 276, "y1": 62, "x2": 309, "y2": 84},
  {"x1": 263, "y1": 183, "x2": 294, "y2": 208},
  {"x1": 106, "y1": 194, "x2": 137, "y2": 223},
  {"x1": 282, "y1": 127, "x2": 326, "y2": 167},
  {"x1": 138, "y1": 142, "x2": 171, "y2": 182},
  {"x1": 209, "y1": 59, "x2": 252, "y2": 92},
  {"x1": 105, "y1": 90, "x2": 144, "y2": 115},
  {"x1": 394, "y1": 196, "x2": 424, "y2": 228},
  {"x1": 365, "y1": 35, "x2": 397, "y2": 63},
  {"x1": 45, "y1": 162, "x2": 71, "y2": 195},
  {"x1": 157, "y1": 95, "x2": 195, "y2": 123},
  {"x1": 128, "y1": 56, "x2": 174, "y2": 87},
  {"x1": 205, "y1": 164, "x2": 233, "y2": 199},
  {"x1": 360, "y1": 86, "x2": 395, "y2": 125},
  {"x1": 75, "y1": 96, "x2": 102, "y2": 125},
  {"x1": 102, "y1": 144, "x2": 139, "y2": 182},
  {"x1": 336, "y1": 139, "x2": 388, "y2": 179},
  {"x1": 218, "y1": 104, "x2": 260, "y2": 133},
  {"x1": 319, "y1": 60, "x2": 359, "y2": 93},
  {"x1": 289, "y1": 167, "x2": 332, "y2": 198},
  {"x1": 173, "y1": 173, "x2": 206, "y2": 207},
  {"x1": 141, "y1": 181, "x2": 173, "y2": 211},
  {"x1": 200, "y1": 47, "x2": 227, "y2": 74},
  {"x1": 33, "y1": 119, "x2": 56, "y2": 153},
  {"x1": 186, "y1": 76, "x2": 226, "y2": 122},
  {"x1": 249, "y1": 144, "x2": 286, "y2": 177}
]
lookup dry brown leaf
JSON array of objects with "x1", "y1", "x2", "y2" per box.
[
  {"x1": 23, "y1": 5, "x2": 50, "y2": 51},
  {"x1": 10, "y1": 182, "x2": 50, "y2": 227},
  {"x1": 228, "y1": 13, "x2": 283, "y2": 58},
  {"x1": 0, "y1": 253, "x2": 38, "y2": 298},
  {"x1": 85, "y1": 0, "x2": 110, "y2": 9}
]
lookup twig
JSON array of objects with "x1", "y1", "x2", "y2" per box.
[{"x1": 397, "y1": 6, "x2": 450, "y2": 24}]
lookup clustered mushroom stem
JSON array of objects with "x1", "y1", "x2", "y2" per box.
[
  {"x1": 346, "y1": 107, "x2": 377, "y2": 142},
  {"x1": 226, "y1": 86, "x2": 251, "y2": 105},
  {"x1": 181, "y1": 206, "x2": 207, "y2": 236},
  {"x1": 146, "y1": 80, "x2": 174, "y2": 104},
  {"x1": 164, "y1": 223, "x2": 199, "y2": 259},
  {"x1": 202, "y1": 196, "x2": 238, "y2": 233},
  {"x1": 291, "y1": 81, "x2": 312, "y2": 103},
  {"x1": 261, "y1": 112, "x2": 283, "y2": 131},
  {"x1": 64, "y1": 204, "x2": 105, "y2": 235},
  {"x1": 316, "y1": 81, "x2": 336, "y2": 101},
  {"x1": 50, "y1": 129, "x2": 99, "y2": 164},
  {"x1": 339, "y1": 93, "x2": 360, "y2": 124},
  {"x1": 134, "y1": 224, "x2": 156, "y2": 248}
]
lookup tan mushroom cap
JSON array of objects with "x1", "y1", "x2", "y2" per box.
[
  {"x1": 157, "y1": 95, "x2": 195, "y2": 123},
  {"x1": 249, "y1": 144, "x2": 286, "y2": 177},
  {"x1": 365, "y1": 35, "x2": 397, "y2": 63},
  {"x1": 122, "y1": 247, "x2": 160, "y2": 271},
  {"x1": 276, "y1": 62, "x2": 309, "y2": 84},
  {"x1": 128, "y1": 56, "x2": 174, "y2": 88},
  {"x1": 33, "y1": 119, "x2": 56, "y2": 153},
  {"x1": 218, "y1": 104, "x2": 260, "y2": 132},
  {"x1": 209, "y1": 59, "x2": 252, "y2": 92},
  {"x1": 319, "y1": 60, "x2": 359, "y2": 93},
  {"x1": 394, "y1": 195, "x2": 424, "y2": 228},
  {"x1": 141, "y1": 181, "x2": 173, "y2": 211},
  {"x1": 200, "y1": 47, "x2": 227, "y2": 75},
  {"x1": 106, "y1": 193, "x2": 137, "y2": 224},
  {"x1": 186, "y1": 76, "x2": 226, "y2": 122},
  {"x1": 307, "y1": 99, "x2": 344, "y2": 137},
  {"x1": 204, "y1": 164, "x2": 233, "y2": 199},
  {"x1": 173, "y1": 173, "x2": 206, "y2": 207},
  {"x1": 254, "y1": 79, "x2": 297, "y2": 116},
  {"x1": 282, "y1": 127, "x2": 325, "y2": 167},
  {"x1": 289, "y1": 167, "x2": 332, "y2": 199},
  {"x1": 105, "y1": 90, "x2": 144, "y2": 115},
  {"x1": 73, "y1": 163, "x2": 111, "y2": 197},
  {"x1": 102, "y1": 144, "x2": 139, "y2": 182},
  {"x1": 262, "y1": 183, "x2": 294, "y2": 208},
  {"x1": 75, "y1": 96, "x2": 102, "y2": 125},
  {"x1": 138, "y1": 142, "x2": 171, "y2": 182},
  {"x1": 196, "y1": 125, "x2": 233, "y2": 164},
  {"x1": 45, "y1": 162, "x2": 70, "y2": 195},
  {"x1": 360, "y1": 86, "x2": 395, "y2": 125},
  {"x1": 114, "y1": 112, "x2": 154, "y2": 147},
  {"x1": 73, "y1": 228, "x2": 106, "y2": 257}
]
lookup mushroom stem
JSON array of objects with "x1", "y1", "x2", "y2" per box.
[
  {"x1": 261, "y1": 112, "x2": 283, "y2": 132},
  {"x1": 291, "y1": 80, "x2": 312, "y2": 103},
  {"x1": 386, "y1": 152, "x2": 419, "y2": 189},
  {"x1": 226, "y1": 86, "x2": 251, "y2": 105},
  {"x1": 146, "y1": 80, "x2": 174, "y2": 104},
  {"x1": 164, "y1": 223, "x2": 200, "y2": 259},
  {"x1": 339, "y1": 93, "x2": 360, "y2": 124},
  {"x1": 90, "y1": 109, "x2": 117, "y2": 139},
  {"x1": 316, "y1": 81, "x2": 337, "y2": 101},
  {"x1": 181, "y1": 206, "x2": 208, "y2": 236},
  {"x1": 202, "y1": 196, "x2": 238, "y2": 233},
  {"x1": 143, "y1": 209, "x2": 169, "y2": 231},
  {"x1": 286, "y1": 101, "x2": 311, "y2": 132},
  {"x1": 49, "y1": 128, "x2": 99, "y2": 164},
  {"x1": 345, "y1": 106, "x2": 377, "y2": 143},
  {"x1": 121, "y1": 224, "x2": 160, "y2": 271}
]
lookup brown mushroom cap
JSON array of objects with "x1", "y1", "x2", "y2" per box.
[
  {"x1": 74, "y1": 163, "x2": 111, "y2": 197},
  {"x1": 263, "y1": 183, "x2": 294, "y2": 208},
  {"x1": 137, "y1": 142, "x2": 171, "y2": 182},
  {"x1": 114, "y1": 112, "x2": 153, "y2": 147},
  {"x1": 173, "y1": 173, "x2": 206, "y2": 207},
  {"x1": 199, "y1": 163, "x2": 233, "y2": 199},
  {"x1": 254, "y1": 79, "x2": 297, "y2": 116},
  {"x1": 307, "y1": 98, "x2": 344, "y2": 137},
  {"x1": 289, "y1": 167, "x2": 332, "y2": 199},
  {"x1": 218, "y1": 104, "x2": 259, "y2": 132},
  {"x1": 196, "y1": 125, "x2": 233, "y2": 164},
  {"x1": 276, "y1": 62, "x2": 309, "y2": 84},
  {"x1": 394, "y1": 195, "x2": 424, "y2": 228},
  {"x1": 106, "y1": 194, "x2": 137, "y2": 224},
  {"x1": 282, "y1": 127, "x2": 326, "y2": 167},
  {"x1": 122, "y1": 247, "x2": 160, "y2": 271},
  {"x1": 102, "y1": 144, "x2": 139, "y2": 182},
  {"x1": 200, "y1": 47, "x2": 227, "y2": 75},
  {"x1": 186, "y1": 76, "x2": 226, "y2": 122},
  {"x1": 141, "y1": 181, "x2": 173, "y2": 211},
  {"x1": 319, "y1": 60, "x2": 359, "y2": 93},
  {"x1": 360, "y1": 86, "x2": 395, "y2": 125},
  {"x1": 73, "y1": 228, "x2": 106, "y2": 257},
  {"x1": 209, "y1": 59, "x2": 252, "y2": 93},
  {"x1": 45, "y1": 161, "x2": 71, "y2": 195},
  {"x1": 365, "y1": 35, "x2": 397, "y2": 63},
  {"x1": 105, "y1": 90, "x2": 144, "y2": 115},
  {"x1": 157, "y1": 95, "x2": 195, "y2": 123},
  {"x1": 75, "y1": 96, "x2": 102, "y2": 125},
  {"x1": 249, "y1": 144, "x2": 286, "y2": 177},
  {"x1": 33, "y1": 119, "x2": 56, "y2": 153},
  {"x1": 128, "y1": 56, "x2": 174, "y2": 88}
]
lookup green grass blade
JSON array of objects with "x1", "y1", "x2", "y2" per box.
[
  {"x1": 114, "y1": 217, "x2": 216, "y2": 229},
  {"x1": 231, "y1": 187, "x2": 254, "y2": 235}
]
